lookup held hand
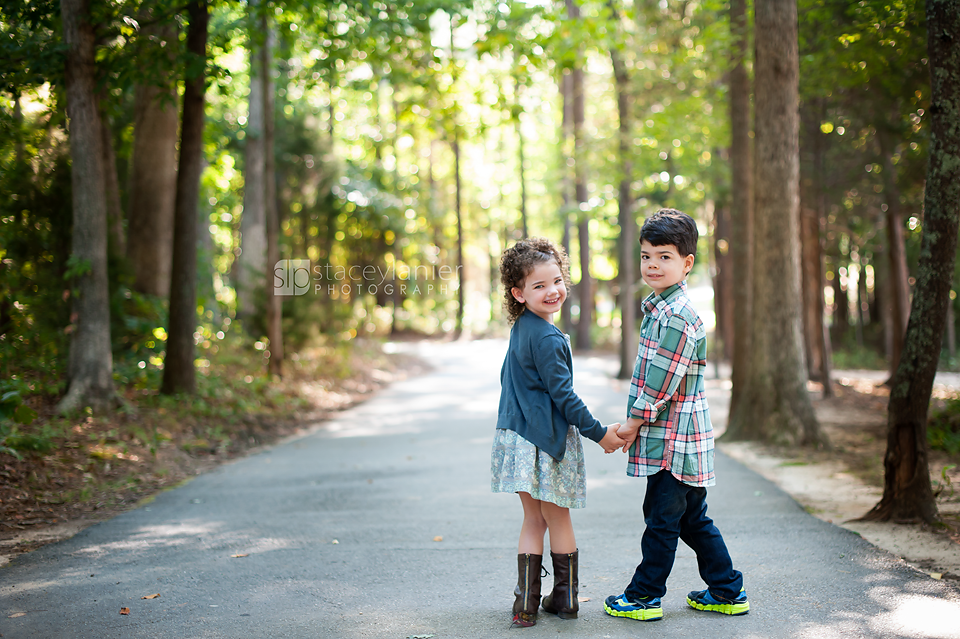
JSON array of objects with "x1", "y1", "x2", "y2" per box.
[
  {"x1": 599, "y1": 423, "x2": 626, "y2": 454},
  {"x1": 617, "y1": 418, "x2": 643, "y2": 453}
]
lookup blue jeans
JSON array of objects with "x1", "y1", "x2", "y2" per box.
[{"x1": 624, "y1": 469, "x2": 743, "y2": 601}]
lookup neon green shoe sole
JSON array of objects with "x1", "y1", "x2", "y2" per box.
[
  {"x1": 686, "y1": 588, "x2": 750, "y2": 615},
  {"x1": 603, "y1": 594, "x2": 663, "y2": 621}
]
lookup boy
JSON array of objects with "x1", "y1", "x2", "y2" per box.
[{"x1": 603, "y1": 209, "x2": 748, "y2": 622}]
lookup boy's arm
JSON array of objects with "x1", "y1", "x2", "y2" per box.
[
  {"x1": 630, "y1": 314, "x2": 698, "y2": 424},
  {"x1": 533, "y1": 334, "x2": 606, "y2": 444}
]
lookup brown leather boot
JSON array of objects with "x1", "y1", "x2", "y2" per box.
[
  {"x1": 512, "y1": 553, "x2": 543, "y2": 627},
  {"x1": 541, "y1": 549, "x2": 579, "y2": 619}
]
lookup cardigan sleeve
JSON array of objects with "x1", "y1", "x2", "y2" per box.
[{"x1": 532, "y1": 333, "x2": 606, "y2": 443}]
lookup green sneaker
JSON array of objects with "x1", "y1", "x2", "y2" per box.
[
  {"x1": 686, "y1": 588, "x2": 750, "y2": 615},
  {"x1": 603, "y1": 593, "x2": 663, "y2": 621}
]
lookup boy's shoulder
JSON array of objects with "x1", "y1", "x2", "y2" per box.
[{"x1": 658, "y1": 288, "x2": 704, "y2": 333}]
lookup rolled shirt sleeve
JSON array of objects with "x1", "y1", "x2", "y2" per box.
[{"x1": 630, "y1": 314, "x2": 697, "y2": 422}]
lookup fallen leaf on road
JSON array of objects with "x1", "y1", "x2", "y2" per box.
[
  {"x1": 141, "y1": 594, "x2": 160, "y2": 599},
  {"x1": 433, "y1": 536, "x2": 443, "y2": 542},
  {"x1": 578, "y1": 597, "x2": 591, "y2": 602},
  {"x1": 231, "y1": 554, "x2": 249, "y2": 558},
  {"x1": 120, "y1": 608, "x2": 130, "y2": 615},
  {"x1": 8, "y1": 612, "x2": 26, "y2": 618},
  {"x1": 931, "y1": 572, "x2": 943, "y2": 580}
]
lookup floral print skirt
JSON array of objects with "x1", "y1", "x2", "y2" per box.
[{"x1": 490, "y1": 426, "x2": 586, "y2": 509}]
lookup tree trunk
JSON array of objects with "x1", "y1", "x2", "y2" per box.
[
  {"x1": 161, "y1": 0, "x2": 208, "y2": 396},
  {"x1": 811, "y1": 103, "x2": 834, "y2": 396},
  {"x1": 609, "y1": 1, "x2": 636, "y2": 379},
  {"x1": 725, "y1": 0, "x2": 823, "y2": 446},
  {"x1": 860, "y1": 0, "x2": 960, "y2": 524},
  {"x1": 127, "y1": 22, "x2": 178, "y2": 298},
  {"x1": 559, "y1": 70, "x2": 574, "y2": 335},
  {"x1": 832, "y1": 260, "x2": 850, "y2": 342},
  {"x1": 99, "y1": 107, "x2": 125, "y2": 257},
  {"x1": 800, "y1": 200, "x2": 822, "y2": 376},
  {"x1": 451, "y1": 18, "x2": 464, "y2": 340},
  {"x1": 453, "y1": 121, "x2": 465, "y2": 339},
  {"x1": 879, "y1": 132, "x2": 911, "y2": 378},
  {"x1": 713, "y1": 203, "x2": 734, "y2": 365},
  {"x1": 237, "y1": 3, "x2": 267, "y2": 322},
  {"x1": 567, "y1": 0, "x2": 592, "y2": 351},
  {"x1": 728, "y1": 0, "x2": 753, "y2": 414},
  {"x1": 57, "y1": 0, "x2": 115, "y2": 413},
  {"x1": 262, "y1": 22, "x2": 282, "y2": 377},
  {"x1": 512, "y1": 68, "x2": 528, "y2": 239}
]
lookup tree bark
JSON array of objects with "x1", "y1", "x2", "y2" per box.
[
  {"x1": 860, "y1": 0, "x2": 960, "y2": 524},
  {"x1": 57, "y1": 0, "x2": 116, "y2": 414},
  {"x1": 127, "y1": 22, "x2": 178, "y2": 298},
  {"x1": 800, "y1": 199, "x2": 821, "y2": 376},
  {"x1": 237, "y1": 2, "x2": 267, "y2": 322},
  {"x1": 453, "y1": 120, "x2": 465, "y2": 339},
  {"x1": 451, "y1": 18, "x2": 464, "y2": 340},
  {"x1": 559, "y1": 70, "x2": 573, "y2": 335},
  {"x1": 262, "y1": 21, "x2": 282, "y2": 377},
  {"x1": 728, "y1": 0, "x2": 753, "y2": 414},
  {"x1": 161, "y1": 0, "x2": 208, "y2": 396},
  {"x1": 811, "y1": 104, "x2": 834, "y2": 396},
  {"x1": 609, "y1": 0, "x2": 635, "y2": 379},
  {"x1": 713, "y1": 203, "x2": 734, "y2": 365},
  {"x1": 879, "y1": 131, "x2": 912, "y2": 378},
  {"x1": 512, "y1": 67, "x2": 528, "y2": 239},
  {"x1": 567, "y1": 0, "x2": 592, "y2": 351},
  {"x1": 725, "y1": 0, "x2": 823, "y2": 446},
  {"x1": 99, "y1": 107, "x2": 125, "y2": 257}
]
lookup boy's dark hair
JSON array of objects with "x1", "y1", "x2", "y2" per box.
[
  {"x1": 639, "y1": 208, "x2": 698, "y2": 257},
  {"x1": 499, "y1": 237, "x2": 570, "y2": 323}
]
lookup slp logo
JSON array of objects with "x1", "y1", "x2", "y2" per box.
[{"x1": 274, "y1": 259, "x2": 311, "y2": 296}]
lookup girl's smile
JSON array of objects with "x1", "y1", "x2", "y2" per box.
[{"x1": 511, "y1": 261, "x2": 567, "y2": 321}]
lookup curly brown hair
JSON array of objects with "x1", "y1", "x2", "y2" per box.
[{"x1": 499, "y1": 237, "x2": 570, "y2": 323}]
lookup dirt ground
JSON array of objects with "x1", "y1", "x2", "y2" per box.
[{"x1": 721, "y1": 376, "x2": 960, "y2": 582}]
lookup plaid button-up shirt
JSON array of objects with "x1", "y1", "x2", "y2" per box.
[{"x1": 626, "y1": 281, "x2": 715, "y2": 487}]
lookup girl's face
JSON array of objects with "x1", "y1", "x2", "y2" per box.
[
  {"x1": 640, "y1": 240, "x2": 694, "y2": 295},
  {"x1": 511, "y1": 261, "x2": 566, "y2": 322}
]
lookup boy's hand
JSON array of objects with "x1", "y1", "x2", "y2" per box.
[
  {"x1": 616, "y1": 418, "x2": 644, "y2": 453},
  {"x1": 599, "y1": 423, "x2": 626, "y2": 453}
]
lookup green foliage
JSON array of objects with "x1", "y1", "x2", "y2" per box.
[
  {"x1": 0, "y1": 0, "x2": 64, "y2": 93},
  {"x1": 928, "y1": 402, "x2": 960, "y2": 456}
]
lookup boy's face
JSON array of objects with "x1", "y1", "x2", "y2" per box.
[
  {"x1": 511, "y1": 261, "x2": 567, "y2": 322},
  {"x1": 640, "y1": 240, "x2": 694, "y2": 295}
]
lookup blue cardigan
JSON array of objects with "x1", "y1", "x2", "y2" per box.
[{"x1": 496, "y1": 310, "x2": 607, "y2": 460}]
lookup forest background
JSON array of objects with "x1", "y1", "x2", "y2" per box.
[{"x1": 2, "y1": 0, "x2": 960, "y2": 548}]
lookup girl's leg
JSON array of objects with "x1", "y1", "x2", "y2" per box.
[
  {"x1": 514, "y1": 492, "x2": 546, "y2": 626},
  {"x1": 518, "y1": 491, "x2": 548, "y2": 554},
  {"x1": 540, "y1": 501, "x2": 579, "y2": 618},
  {"x1": 540, "y1": 500, "x2": 576, "y2": 554}
]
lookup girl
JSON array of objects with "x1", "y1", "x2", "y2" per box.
[{"x1": 491, "y1": 237, "x2": 624, "y2": 627}]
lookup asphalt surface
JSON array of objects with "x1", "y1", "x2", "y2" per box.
[{"x1": 2, "y1": 339, "x2": 960, "y2": 639}]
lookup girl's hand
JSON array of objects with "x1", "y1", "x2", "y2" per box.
[{"x1": 599, "y1": 423, "x2": 626, "y2": 453}]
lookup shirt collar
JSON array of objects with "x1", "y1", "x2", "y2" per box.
[{"x1": 642, "y1": 281, "x2": 687, "y2": 316}]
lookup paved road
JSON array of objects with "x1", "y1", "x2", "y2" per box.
[{"x1": 2, "y1": 340, "x2": 960, "y2": 639}]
